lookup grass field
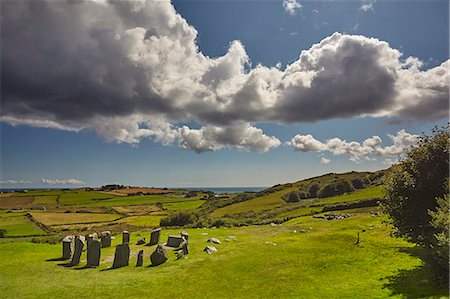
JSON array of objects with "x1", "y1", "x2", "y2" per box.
[
  {"x1": 30, "y1": 212, "x2": 122, "y2": 226},
  {"x1": 210, "y1": 187, "x2": 297, "y2": 217},
  {"x1": 119, "y1": 215, "x2": 165, "y2": 227},
  {"x1": 163, "y1": 200, "x2": 205, "y2": 210},
  {"x1": 0, "y1": 212, "x2": 447, "y2": 298},
  {"x1": 0, "y1": 214, "x2": 46, "y2": 237},
  {"x1": 59, "y1": 191, "x2": 113, "y2": 205},
  {"x1": 32, "y1": 195, "x2": 59, "y2": 205}
]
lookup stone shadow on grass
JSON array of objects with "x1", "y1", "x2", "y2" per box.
[
  {"x1": 382, "y1": 246, "x2": 449, "y2": 298},
  {"x1": 46, "y1": 257, "x2": 67, "y2": 262}
]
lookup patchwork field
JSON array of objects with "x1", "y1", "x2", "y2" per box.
[{"x1": 0, "y1": 196, "x2": 35, "y2": 208}]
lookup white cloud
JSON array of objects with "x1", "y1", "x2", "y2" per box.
[
  {"x1": 291, "y1": 130, "x2": 419, "y2": 162},
  {"x1": 283, "y1": 0, "x2": 302, "y2": 15},
  {"x1": 0, "y1": 1, "x2": 448, "y2": 154},
  {"x1": 178, "y1": 122, "x2": 281, "y2": 153},
  {"x1": 360, "y1": 0, "x2": 375, "y2": 12},
  {"x1": 0, "y1": 180, "x2": 31, "y2": 184},
  {"x1": 320, "y1": 157, "x2": 331, "y2": 164},
  {"x1": 41, "y1": 179, "x2": 85, "y2": 185}
]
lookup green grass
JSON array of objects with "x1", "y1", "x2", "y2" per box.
[
  {"x1": 0, "y1": 214, "x2": 46, "y2": 237},
  {"x1": 30, "y1": 212, "x2": 122, "y2": 226},
  {"x1": 119, "y1": 215, "x2": 164, "y2": 227},
  {"x1": 210, "y1": 187, "x2": 297, "y2": 217},
  {"x1": 163, "y1": 200, "x2": 205, "y2": 210},
  {"x1": 83, "y1": 195, "x2": 202, "y2": 207},
  {"x1": 0, "y1": 213, "x2": 447, "y2": 298},
  {"x1": 59, "y1": 191, "x2": 113, "y2": 205},
  {"x1": 32, "y1": 195, "x2": 59, "y2": 204},
  {"x1": 13, "y1": 190, "x2": 65, "y2": 196}
]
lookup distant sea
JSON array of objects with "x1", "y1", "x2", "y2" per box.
[{"x1": 176, "y1": 187, "x2": 267, "y2": 193}]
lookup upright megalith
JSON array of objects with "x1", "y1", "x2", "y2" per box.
[
  {"x1": 181, "y1": 231, "x2": 189, "y2": 242},
  {"x1": 122, "y1": 231, "x2": 130, "y2": 244},
  {"x1": 100, "y1": 231, "x2": 111, "y2": 248},
  {"x1": 112, "y1": 243, "x2": 130, "y2": 268},
  {"x1": 147, "y1": 228, "x2": 161, "y2": 246},
  {"x1": 150, "y1": 245, "x2": 168, "y2": 266},
  {"x1": 87, "y1": 239, "x2": 101, "y2": 267},
  {"x1": 181, "y1": 240, "x2": 189, "y2": 255},
  {"x1": 62, "y1": 236, "x2": 73, "y2": 260},
  {"x1": 69, "y1": 236, "x2": 85, "y2": 266},
  {"x1": 136, "y1": 250, "x2": 144, "y2": 267},
  {"x1": 165, "y1": 236, "x2": 183, "y2": 248}
]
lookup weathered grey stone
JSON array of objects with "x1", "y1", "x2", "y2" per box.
[
  {"x1": 62, "y1": 240, "x2": 72, "y2": 260},
  {"x1": 100, "y1": 231, "x2": 111, "y2": 248},
  {"x1": 136, "y1": 237, "x2": 146, "y2": 245},
  {"x1": 70, "y1": 236, "x2": 85, "y2": 265},
  {"x1": 204, "y1": 245, "x2": 217, "y2": 254},
  {"x1": 165, "y1": 235, "x2": 183, "y2": 248},
  {"x1": 147, "y1": 228, "x2": 161, "y2": 246},
  {"x1": 136, "y1": 250, "x2": 144, "y2": 267},
  {"x1": 207, "y1": 237, "x2": 221, "y2": 244},
  {"x1": 181, "y1": 241, "x2": 189, "y2": 255},
  {"x1": 150, "y1": 245, "x2": 168, "y2": 266},
  {"x1": 112, "y1": 243, "x2": 130, "y2": 268},
  {"x1": 176, "y1": 249, "x2": 184, "y2": 260},
  {"x1": 87, "y1": 239, "x2": 101, "y2": 267},
  {"x1": 180, "y1": 231, "x2": 189, "y2": 242},
  {"x1": 122, "y1": 231, "x2": 130, "y2": 244}
]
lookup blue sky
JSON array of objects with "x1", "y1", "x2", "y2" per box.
[{"x1": 1, "y1": 0, "x2": 448, "y2": 188}]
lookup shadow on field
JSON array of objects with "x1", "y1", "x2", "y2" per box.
[
  {"x1": 382, "y1": 247, "x2": 449, "y2": 298},
  {"x1": 46, "y1": 257, "x2": 67, "y2": 262}
]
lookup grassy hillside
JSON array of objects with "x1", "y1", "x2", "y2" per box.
[{"x1": 0, "y1": 212, "x2": 446, "y2": 298}]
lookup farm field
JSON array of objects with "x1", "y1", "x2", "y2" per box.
[
  {"x1": 0, "y1": 212, "x2": 447, "y2": 298},
  {"x1": 30, "y1": 212, "x2": 123, "y2": 226},
  {"x1": 0, "y1": 214, "x2": 46, "y2": 237}
]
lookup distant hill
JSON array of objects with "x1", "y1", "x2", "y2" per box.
[{"x1": 204, "y1": 168, "x2": 391, "y2": 225}]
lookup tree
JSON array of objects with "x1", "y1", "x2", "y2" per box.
[
  {"x1": 383, "y1": 126, "x2": 449, "y2": 245},
  {"x1": 307, "y1": 183, "x2": 320, "y2": 198},
  {"x1": 429, "y1": 192, "x2": 449, "y2": 281},
  {"x1": 287, "y1": 192, "x2": 300, "y2": 203}
]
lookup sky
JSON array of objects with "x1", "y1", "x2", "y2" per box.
[{"x1": 0, "y1": 0, "x2": 448, "y2": 188}]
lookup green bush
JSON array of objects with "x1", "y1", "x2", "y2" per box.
[
  {"x1": 287, "y1": 192, "x2": 300, "y2": 203},
  {"x1": 160, "y1": 211, "x2": 200, "y2": 227},
  {"x1": 307, "y1": 183, "x2": 320, "y2": 198},
  {"x1": 318, "y1": 179, "x2": 354, "y2": 198}
]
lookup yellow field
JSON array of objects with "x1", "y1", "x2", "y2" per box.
[
  {"x1": 30, "y1": 212, "x2": 122, "y2": 226},
  {"x1": 118, "y1": 215, "x2": 165, "y2": 227}
]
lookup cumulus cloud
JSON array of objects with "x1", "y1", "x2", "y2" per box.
[
  {"x1": 291, "y1": 130, "x2": 419, "y2": 162},
  {"x1": 178, "y1": 122, "x2": 281, "y2": 153},
  {"x1": 283, "y1": 0, "x2": 302, "y2": 15},
  {"x1": 41, "y1": 178, "x2": 85, "y2": 185},
  {"x1": 0, "y1": 180, "x2": 32, "y2": 184},
  {"x1": 1, "y1": 0, "x2": 448, "y2": 153},
  {"x1": 320, "y1": 157, "x2": 331, "y2": 164}
]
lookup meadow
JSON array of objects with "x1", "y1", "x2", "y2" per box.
[{"x1": 0, "y1": 171, "x2": 447, "y2": 298}]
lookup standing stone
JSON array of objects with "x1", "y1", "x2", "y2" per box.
[
  {"x1": 62, "y1": 240, "x2": 72, "y2": 260},
  {"x1": 112, "y1": 243, "x2": 130, "y2": 268},
  {"x1": 181, "y1": 241, "x2": 189, "y2": 255},
  {"x1": 165, "y1": 236, "x2": 183, "y2": 248},
  {"x1": 180, "y1": 231, "x2": 189, "y2": 242},
  {"x1": 87, "y1": 239, "x2": 101, "y2": 267},
  {"x1": 147, "y1": 228, "x2": 161, "y2": 246},
  {"x1": 100, "y1": 231, "x2": 111, "y2": 248},
  {"x1": 136, "y1": 250, "x2": 144, "y2": 267},
  {"x1": 122, "y1": 231, "x2": 130, "y2": 244},
  {"x1": 150, "y1": 245, "x2": 168, "y2": 266},
  {"x1": 70, "y1": 236, "x2": 85, "y2": 266}
]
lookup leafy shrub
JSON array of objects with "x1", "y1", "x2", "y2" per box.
[
  {"x1": 307, "y1": 183, "x2": 320, "y2": 198},
  {"x1": 351, "y1": 178, "x2": 365, "y2": 189},
  {"x1": 318, "y1": 179, "x2": 354, "y2": 198},
  {"x1": 160, "y1": 211, "x2": 200, "y2": 227},
  {"x1": 429, "y1": 193, "x2": 449, "y2": 282},
  {"x1": 287, "y1": 192, "x2": 300, "y2": 203}
]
